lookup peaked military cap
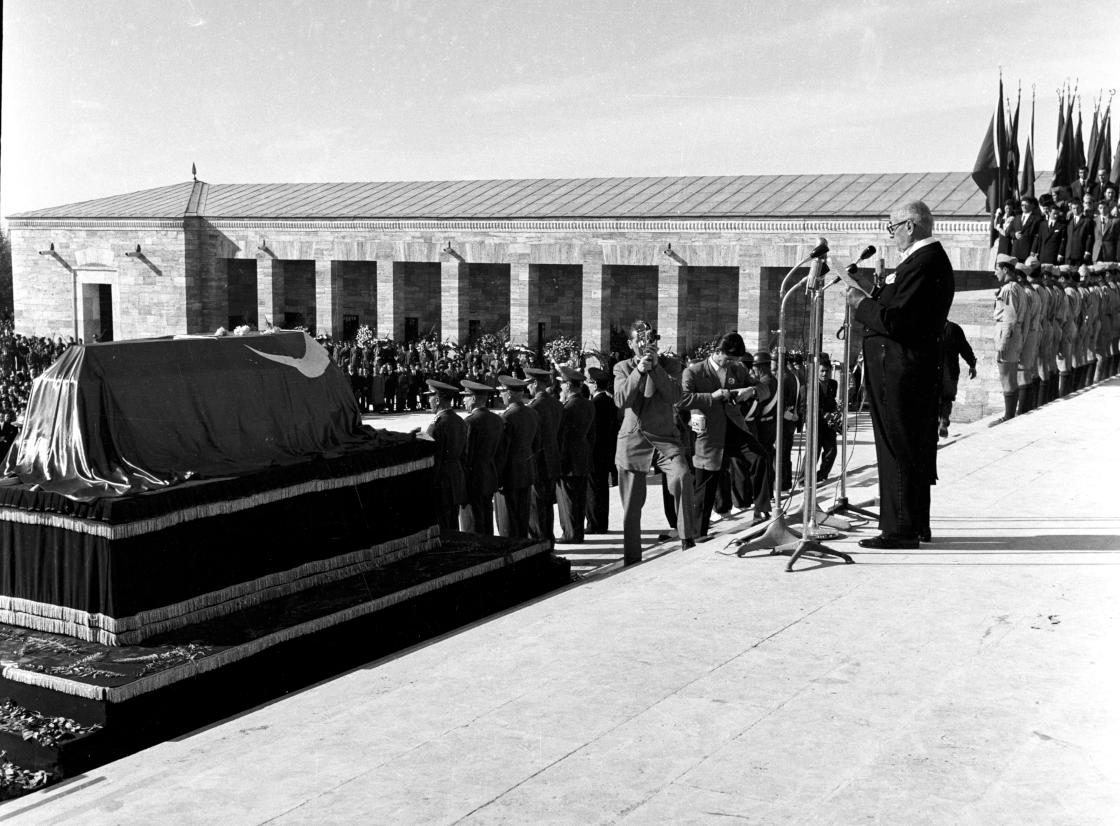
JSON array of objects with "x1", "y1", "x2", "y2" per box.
[
  {"x1": 524, "y1": 367, "x2": 553, "y2": 380},
  {"x1": 753, "y1": 351, "x2": 772, "y2": 365},
  {"x1": 424, "y1": 379, "x2": 460, "y2": 396},
  {"x1": 497, "y1": 375, "x2": 532, "y2": 390},
  {"x1": 586, "y1": 366, "x2": 612, "y2": 385},
  {"x1": 558, "y1": 366, "x2": 586, "y2": 383},
  {"x1": 461, "y1": 379, "x2": 497, "y2": 394}
]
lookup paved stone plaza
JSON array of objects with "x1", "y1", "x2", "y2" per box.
[{"x1": 4, "y1": 380, "x2": 1118, "y2": 825}]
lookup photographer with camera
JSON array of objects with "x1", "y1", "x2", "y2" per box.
[{"x1": 613, "y1": 320, "x2": 695, "y2": 564}]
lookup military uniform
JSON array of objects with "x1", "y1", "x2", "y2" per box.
[
  {"x1": 493, "y1": 378, "x2": 540, "y2": 540},
  {"x1": 555, "y1": 368, "x2": 595, "y2": 543},
  {"x1": 423, "y1": 382, "x2": 468, "y2": 532},
  {"x1": 526, "y1": 369, "x2": 563, "y2": 541},
  {"x1": 585, "y1": 369, "x2": 620, "y2": 534},
  {"x1": 459, "y1": 381, "x2": 505, "y2": 536}
]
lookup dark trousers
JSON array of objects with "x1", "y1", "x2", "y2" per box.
[
  {"x1": 619, "y1": 455, "x2": 693, "y2": 564},
  {"x1": 495, "y1": 486, "x2": 531, "y2": 539},
  {"x1": 459, "y1": 490, "x2": 494, "y2": 535},
  {"x1": 747, "y1": 419, "x2": 777, "y2": 516},
  {"x1": 437, "y1": 504, "x2": 459, "y2": 533},
  {"x1": 585, "y1": 469, "x2": 611, "y2": 533},
  {"x1": 529, "y1": 478, "x2": 557, "y2": 541},
  {"x1": 556, "y1": 475, "x2": 588, "y2": 542},
  {"x1": 815, "y1": 424, "x2": 837, "y2": 479}
]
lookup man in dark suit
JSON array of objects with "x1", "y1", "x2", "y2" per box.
[
  {"x1": 1011, "y1": 196, "x2": 1043, "y2": 262},
  {"x1": 847, "y1": 200, "x2": 954, "y2": 549},
  {"x1": 680, "y1": 332, "x2": 768, "y2": 537},
  {"x1": 585, "y1": 366, "x2": 619, "y2": 534},
  {"x1": 525, "y1": 366, "x2": 562, "y2": 542},
  {"x1": 494, "y1": 376, "x2": 540, "y2": 539},
  {"x1": 1065, "y1": 199, "x2": 1096, "y2": 265},
  {"x1": 555, "y1": 367, "x2": 595, "y2": 543},
  {"x1": 459, "y1": 379, "x2": 505, "y2": 536},
  {"x1": 808, "y1": 357, "x2": 839, "y2": 482},
  {"x1": 423, "y1": 379, "x2": 468, "y2": 533},
  {"x1": 614, "y1": 320, "x2": 695, "y2": 563},
  {"x1": 938, "y1": 320, "x2": 976, "y2": 438},
  {"x1": 1033, "y1": 195, "x2": 1067, "y2": 265}
]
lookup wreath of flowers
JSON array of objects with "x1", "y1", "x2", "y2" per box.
[
  {"x1": 355, "y1": 324, "x2": 374, "y2": 349},
  {"x1": 544, "y1": 333, "x2": 580, "y2": 367}
]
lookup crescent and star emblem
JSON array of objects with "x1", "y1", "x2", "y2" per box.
[{"x1": 244, "y1": 333, "x2": 331, "y2": 378}]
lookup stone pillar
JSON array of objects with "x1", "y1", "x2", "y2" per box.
[
  {"x1": 314, "y1": 258, "x2": 344, "y2": 339},
  {"x1": 509, "y1": 248, "x2": 531, "y2": 347},
  {"x1": 580, "y1": 246, "x2": 607, "y2": 354},
  {"x1": 256, "y1": 257, "x2": 283, "y2": 330},
  {"x1": 440, "y1": 255, "x2": 468, "y2": 344},
  {"x1": 375, "y1": 254, "x2": 398, "y2": 340},
  {"x1": 657, "y1": 250, "x2": 688, "y2": 356},
  {"x1": 737, "y1": 247, "x2": 766, "y2": 353}
]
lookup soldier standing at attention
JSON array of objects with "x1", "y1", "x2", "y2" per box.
[
  {"x1": 423, "y1": 379, "x2": 468, "y2": 533},
  {"x1": 493, "y1": 376, "x2": 540, "y2": 540},
  {"x1": 585, "y1": 366, "x2": 619, "y2": 535},
  {"x1": 555, "y1": 366, "x2": 595, "y2": 544},
  {"x1": 525, "y1": 366, "x2": 562, "y2": 542},
  {"x1": 459, "y1": 379, "x2": 505, "y2": 536},
  {"x1": 990, "y1": 255, "x2": 1025, "y2": 424}
]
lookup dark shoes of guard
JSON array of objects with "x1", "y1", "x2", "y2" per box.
[{"x1": 858, "y1": 534, "x2": 919, "y2": 550}]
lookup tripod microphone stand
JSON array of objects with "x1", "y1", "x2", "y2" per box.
[{"x1": 729, "y1": 255, "x2": 853, "y2": 571}]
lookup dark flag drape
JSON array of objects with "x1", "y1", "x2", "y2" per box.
[
  {"x1": 1054, "y1": 94, "x2": 1077, "y2": 188},
  {"x1": 1086, "y1": 107, "x2": 1101, "y2": 182},
  {"x1": 1007, "y1": 88, "x2": 1021, "y2": 200},
  {"x1": 1074, "y1": 106, "x2": 1086, "y2": 171},
  {"x1": 972, "y1": 78, "x2": 1008, "y2": 227},
  {"x1": 1020, "y1": 90, "x2": 1035, "y2": 198}
]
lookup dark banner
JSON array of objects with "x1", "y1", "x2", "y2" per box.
[{"x1": 2, "y1": 332, "x2": 373, "y2": 499}]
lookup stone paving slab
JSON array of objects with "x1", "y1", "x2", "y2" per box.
[{"x1": 4, "y1": 379, "x2": 1118, "y2": 825}]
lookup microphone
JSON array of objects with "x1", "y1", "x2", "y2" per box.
[
  {"x1": 808, "y1": 238, "x2": 829, "y2": 260},
  {"x1": 846, "y1": 245, "x2": 877, "y2": 274}
]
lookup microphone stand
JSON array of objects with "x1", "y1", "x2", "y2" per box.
[{"x1": 827, "y1": 291, "x2": 878, "y2": 521}]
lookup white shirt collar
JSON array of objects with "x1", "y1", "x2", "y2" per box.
[
  {"x1": 707, "y1": 354, "x2": 723, "y2": 372},
  {"x1": 897, "y1": 236, "x2": 939, "y2": 262}
]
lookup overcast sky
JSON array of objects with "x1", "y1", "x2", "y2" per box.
[{"x1": 2, "y1": 0, "x2": 1117, "y2": 217}]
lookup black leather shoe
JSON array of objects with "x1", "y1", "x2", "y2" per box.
[
  {"x1": 750, "y1": 513, "x2": 771, "y2": 527},
  {"x1": 858, "y1": 535, "x2": 919, "y2": 550},
  {"x1": 918, "y1": 530, "x2": 932, "y2": 542},
  {"x1": 681, "y1": 538, "x2": 696, "y2": 550}
]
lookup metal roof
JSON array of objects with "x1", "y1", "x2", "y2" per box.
[{"x1": 11, "y1": 172, "x2": 1054, "y2": 221}]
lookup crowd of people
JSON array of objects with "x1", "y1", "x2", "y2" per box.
[
  {"x1": 413, "y1": 321, "x2": 837, "y2": 565},
  {"x1": 0, "y1": 317, "x2": 74, "y2": 457}
]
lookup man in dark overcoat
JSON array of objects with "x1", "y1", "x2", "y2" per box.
[
  {"x1": 493, "y1": 376, "x2": 540, "y2": 539},
  {"x1": 585, "y1": 366, "x2": 619, "y2": 534},
  {"x1": 459, "y1": 379, "x2": 505, "y2": 536},
  {"x1": 555, "y1": 367, "x2": 595, "y2": 543},
  {"x1": 423, "y1": 379, "x2": 468, "y2": 533},
  {"x1": 847, "y1": 200, "x2": 954, "y2": 548},
  {"x1": 526, "y1": 366, "x2": 562, "y2": 542}
]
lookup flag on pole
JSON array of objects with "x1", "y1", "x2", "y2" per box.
[
  {"x1": 1074, "y1": 105, "x2": 1086, "y2": 171},
  {"x1": 1102, "y1": 107, "x2": 1113, "y2": 183},
  {"x1": 972, "y1": 77, "x2": 1008, "y2": 214},
  {"x1": 1020, "y1": 90, "x2": 1036, "y2": 198},
  {"x1": 1057, "y1": 87, "x2": 1065, "y2": 150},
  {"x1": 1054, "y1": 93, "x2": 1077, "y2": 188},
  {"x1": 1085, "y1": 104, "x2": 1100, "y2": 183},
  {"x1": 1007, "y1": 86, "x2": 1021, "y2": 200}
]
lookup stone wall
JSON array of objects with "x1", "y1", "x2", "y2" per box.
[
  {"x1": 465, "y1": 264, "x2": 511, "y2": 338},
  {"x1": 341, "y1": 261, "x2": 377, "y2": 331},
  {"x1": 606, "y1": 265, "x2": 658, "y2": 342},
  {"x1": 532, "y1": 264, "x2": 581, "y2": 344},
  {"x1": 396, "y1": 262, "x2": 440, "y2": 340}
]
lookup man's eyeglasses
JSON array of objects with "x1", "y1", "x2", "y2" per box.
[{"x1": 884, "y1": 218, "x2": 911, "y2": 237}]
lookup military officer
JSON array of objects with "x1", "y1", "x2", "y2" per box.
[
  {"x1": 525, "y1": 366, "x2": 562, "y2": 541},
  {"x1": 585, "y1": 366, "x2": 619, "y2": 535},
  {"x1": 493, "y1": 375, "x2": 540, "y2": 539},
  {"x1": 423, "y1": 379, "x2": 468, "y2": 532},
  {"x1": 555, "y1": 366, "x2": 595, "y2": 543},
  {"x1": 459, "y1": 379, "x2": 505, "y2": 536},
  {"x1": 991, "y1": 255, "x2": 1024, "y2": 423}
]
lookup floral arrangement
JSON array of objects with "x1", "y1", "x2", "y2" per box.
[
  {"x1": 0, "y1": 699, "x2": 102, "y2": 749},
  {"x1": 544, "y1": 333, "x2": 580, "y2": 367},
  {"x1": 233, "y1": 325, "x2": 253, "y2": 336},
  {"x1": 355, "y1": 324, "x2": 374, "y2": 349},
  {"x1": 689, "y1": 338, "x2": 721, "y2": 363}
]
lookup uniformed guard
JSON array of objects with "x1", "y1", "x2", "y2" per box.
[
  {"x1": 585, "y1": 366, "x2": 619, "y2": 535},
  {"x1": 423, "y1": 379, "x2": 467, "y2": 532},
  {"x1": 555, "y1": 366, "x2": 595, "y2": 544},
  {"x1": 525, "y1": 366, "x2": 562, "y2": 542},
  {"x1": 990, "y1": 255, "x2": 1025, "y2": 424},
  {"x1": 1016, "y1": 261, "x2": 1042, "y2": 414},
  {"x1": 1058, "y1": 265, "x2": 1081, "y2": 396},
  {"x1": 1025, "y1": 258, "x2": 1051, "y2": 408},
  {"x1": 493, "y1": 375, "x2": 540, "y2": 539},
  {"x1": 459, "y1": 379, "x2": 505, "y2": 536}
]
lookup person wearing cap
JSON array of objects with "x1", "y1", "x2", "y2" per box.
[
  {"x1": 680, "y1": 332, "x2": 769, "y2": 537},
  {"x1": 459, "y1": 380, "x2": 505, "y2": 536},
  {"x1": 493, "y1": 376, "x2": 540, "y2": 539},
  {"x1": 525, "y1": 366, "x2": 562, "y2": 542},
  {"x1": 1038, "y1": 265, "x2": 1062, "y2": 404},
  {"x1": 809, "y1": 355, "x2": 839, "y2": 480},
  {"x1": 423, "y1": 379, "x2": 468, "y2": 532},
  {"x1": 1015, "y1": 259, "x2": 1044, "y2": 414},
  {"x1": 555, "y1": 366, "x2": 595, "y2": 543},
  {"x1": 1082, "y1": 267, "x2": 1102, "y2": 388},
  {"x1": 585, "y1": 366, "x2": 620, "y2": 535},
  {"x1": 845, "y1": 200, "x2": 953, "y2": 548},
  {"x1": 614, "y1": 319, "x2": 695, "y2": 561},
  {"x1": 990, "y1": 254, "x2": 1025, "y2": 423}
]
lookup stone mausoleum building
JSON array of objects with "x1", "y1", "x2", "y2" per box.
[{"x1": 8, "y1": 172, "x2": 1031, "y2": 420}]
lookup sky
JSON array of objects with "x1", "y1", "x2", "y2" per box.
[{"x1": 2, "y1": 0, "x2": 1117, "y2": 218}]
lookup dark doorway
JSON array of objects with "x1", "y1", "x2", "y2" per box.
[
  {"x1": 343, "y1": 314, "x2": 360, "y2": 341},
  {"x1": 405, "y1": 317, "x2": 419, "y2": 342},
  {"x1": 81, "y1": 283, "x2": 113, "y2": 343},
  {"x1": 468, "y1": 319, "x2": 481, "y2": 343},
  {"x1": 97, "y1": 284, "x2": 114, "y2": 341}
]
